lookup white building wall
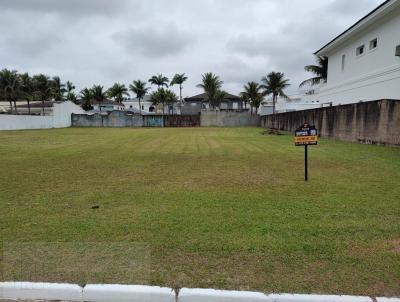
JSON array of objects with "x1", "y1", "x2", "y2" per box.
[
  {"x1": 123, "y1": 101, "x2": 154, "y2": 113},
  {"x1": 0, "y1": 101, "x2": 84, "y2": 130},
  {"x1": 317, "y1": 5, "x2": 400, "y2": 104}
]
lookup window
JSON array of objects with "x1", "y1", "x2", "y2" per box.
[
  {"x1": 341, "y1": 54, "x2": 346, "y2": 71},
  {"x1": 370, "y1": 38, "x2": 378, "y2": 50},
  {"x1": 356, "y1": 45, "x2": 365, "y2": 56}
]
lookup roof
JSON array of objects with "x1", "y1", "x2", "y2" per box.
[
  {"x1": 185, "y1": 92, "x2": 241, "y2": 102},
  {"x1": 79, "y1": 99, "x2": 123, "y2": 106},
  {"x1": 315, "y1": 0, "x2": 399, "y2": 56},
  {"x1": 124, "y1": 95, "x2": 152, "y2": 102}
]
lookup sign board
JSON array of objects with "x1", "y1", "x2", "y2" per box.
[{"x1": 295, "y1": 123, "x2": 318, "y2": 146}]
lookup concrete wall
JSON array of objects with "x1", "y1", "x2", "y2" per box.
[
  {"x1": 0, "y1": 101, "x2": 84, "y2": 130},
  {"x1": 73, "y1": 111, "x2": 259, "y2": 128},
  {"x1": 201, "y1": 110, "x2": 260, "y2": 127},
  {"x1": 72, "y1": 111, "x2": 143, "y2": 127},
  {"x1": 261, "y1": 99, "x2": 400, "y2": 146}
]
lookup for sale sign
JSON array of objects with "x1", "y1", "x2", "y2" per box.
[{"x1": 294, "y1": 123, "x2": 318, "y2": 146}]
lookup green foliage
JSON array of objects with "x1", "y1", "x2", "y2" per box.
[
  {"x1": 170, "y1": 73, "x2": 188, "y2": 100},
  {"x1": 240, "y1": 81, "x2": 264, "y2": 113},
  {"x1": 300, "y1": 56, "x2": 328, "y2": 87},
  {"x1": 107, "y1": 83, "x2": 129, "y2": 103},
  {"x1": 79, "y1": 88, "x2": 93, "y2": 110},
  {"x1": 129, "y1": 80, "x2": 149, "y2": 100},
  {"x1": 148, "y1": 74, "x2": 169, "y2": 88},
  {"x1": 196, "y1": 72, "x2": 224, "y2": 109},
  {"x1": 261, "y1": 71, "x2": 290, "y2": 115},
  {"x1": 51, "y1": 76, "x2": 66, "y2": 102}
]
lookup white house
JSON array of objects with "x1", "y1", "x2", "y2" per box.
[
  {"x1": 266, "y1": 0, "x2": 400, "y2": 115},
  {"x1": 123, "y1": 96, "x2": 155, "y2": 114},
  {"x1": 123, "y1": 96, "x2": 182, "y2": 115},
  {"x1": 90, "y1": 100, "x2": 125, "y2": 112},
  {"x1": 313, "y1": 0, "x2": 400, "y2": 104}
]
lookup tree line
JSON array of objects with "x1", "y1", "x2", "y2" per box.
[{"x1": 0, "y1": 56, "x2": 326, "y2": 115}]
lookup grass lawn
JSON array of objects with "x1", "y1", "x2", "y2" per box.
[{"x1": 0, "y1": 127, "x2": 399, "y2": 296}]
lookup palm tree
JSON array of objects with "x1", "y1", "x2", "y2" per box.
[
  {"x1": 19, "y1": 73, "x2": 34, "y2": 114},
  {"x1": 80, "y1": 88, "x2": 93, "y2": 110},
  {"x1": 148, "y1": 74, "x2": 169, "y2": 89},
  {"x1": 299, "y1": 56, "x2": 328, "y2": 87},
  {"x1": 129, "y1": 80, "x2": 149, "y2": 115},
  {"x1": 170, "y1": 73, "x2": 188, "y2": 101},
  {"x1": 0, "y1": 69, "x2": 21, "y2": 114},
  {"x1": 66, "y1": 91, "x2": 78, "y2": 104},
  {"x1": 66, "y1": 81, "x2": 75, "y2": 93},
  {"x1": 196, "y1": 72, "x2": 224, "y2": 109},
  {"x1": 150, "y1": 88, "x2": 177, "y2": 115},
  {"x1": 91, "y1": 85, "x2": 107, "y2": 112},
  {"x1": 107, "y1": 83, "x2": 129, "y2": 104},
  {"x1": 32, "y1": 74, "x2": 53, "y2": 115},
  {"x1": 240, "y1": 82, "x2": 264, "y2": 114},
  {"x1": 165, "y1": 89, "x2": 179, "y2": 115},
  {"x1": 261, "y1": 72, "x2": 290, "y2": 115},
  {"x1": 51, "y1": 76, "x2": 66, "y2": 101}
]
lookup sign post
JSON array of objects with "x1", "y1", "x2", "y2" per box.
[{"x1": 295, "y1": 123, "x2": 318, "y2": 181}]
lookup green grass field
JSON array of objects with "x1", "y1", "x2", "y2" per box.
[{"x1": 0, "y1": 127, "x2": 399, "y2": 296}]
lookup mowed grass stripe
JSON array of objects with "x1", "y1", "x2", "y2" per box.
[{"x1": 0, "y1": 127, "x2": 399, "y2": 295}]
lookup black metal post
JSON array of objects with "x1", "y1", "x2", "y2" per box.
[{"x1": 305, "y1": 145, "x2": 308, "y2": 181}]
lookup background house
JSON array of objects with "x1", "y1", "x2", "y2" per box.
[
  {"x1": 123, "y1": 96, "x2": 155, "y2": 114},
  {"x1": 90, "y1": 100, "x2": 125, "y2": 112},
  {"x1": 182, "y1": 93, "x2": 244, "y2": 115}
]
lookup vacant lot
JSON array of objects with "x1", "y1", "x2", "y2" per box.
[{"x1": 0, "y1": 127, "x2": 399, "y2": 296}]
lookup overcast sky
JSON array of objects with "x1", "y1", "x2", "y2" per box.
[{"x1": 0, "y1": 0, "x2": 383, "y2": 97}]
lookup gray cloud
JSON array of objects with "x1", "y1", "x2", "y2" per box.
[
  {"x1": 0, "y1": 0, "x2": 130, "y2": 16},
  {"x1": 0, "y1": 0, "x2": 383, "y2": 96},
  {"x1": 112, "y1": 23, "x2": 194, "y2": 58}
]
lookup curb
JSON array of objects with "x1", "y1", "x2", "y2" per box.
[
  {"x1": 0, "y1": 282, "x2": 82, "y2": 301},
  {"x1": 82, "y1": 284, "x2": 175, "y2": 302},
  {"x1": 1, "y1": 282, "x2": 398, "y2": 302}
]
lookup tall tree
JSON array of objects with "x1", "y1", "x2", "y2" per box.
[
  {"x1": 170, "y1": 73, "x2": 188, "y2": 101},
  {"x1": 91, "y1": 85, "x2": 107, "y2": 112},
  {"x1": 66, "y1": 81, "x2": 75, "y2": 93},
  {"x1": 32, "y1": 74, "x2": 53, "y2": 115},
  {"x1": 150, "y1": 88, "x2": 177, "y2": 115},
  {"x1": 19, "y1": 73, "x2": 34, "y2": 114},
  {"x1": 129, "y1": 80, "x2": 150, "y2": 114},
  {"x1": 51, "y1": 76, "x2": 66, "y2": 101},
  {"x1": 196, "y1": 72, "x2": 224, "y2": 109},
  {"x1": 66, "y1": 91, "x2": 78, "y2": 104},
  {"x1": 261, "y1": 72, "x2": 290, "y2": 115},
  {"x1": 0, "y1": 69, "x2": 21, "y2": 114},
  {"x1": 107, "y1": 83, "x2": 129, "y2": 103},
  {"x1": 80, "y1": 88, "x2": 93, "y2": 111},
  {"x1": 299, "y1": 56, "x2": 328, "y2": 88},
  {"x1": 148, "y1": 74, "x2": 169, "y2": 89},
  {"x1": 240, "y1": 82, "x2": 264, "y2": 114},
  {"x1": 165, "y1": 89, "x2": 179, "y2": 115}
]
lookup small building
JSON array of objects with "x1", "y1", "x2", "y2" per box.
[
  {"x1": 312, "y1": 0, "x2": 400, "y2": 104},
  {"x1": 90, "y1": 100, "x2": 124, "y2": 112},
  {"x1": 123, "y1": 96, "x2": 155, "y2": 113},
  {"x1": 123, "y1": 96, "x2": 181, "y2": 115},
  {"x1": 182, "y1": 93, "x2": 244, "y2": 115}
]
